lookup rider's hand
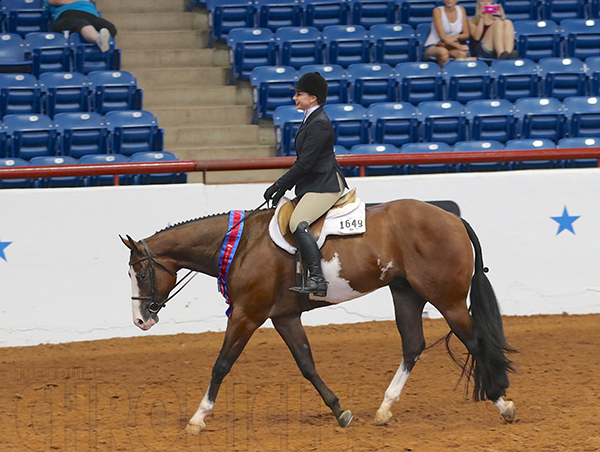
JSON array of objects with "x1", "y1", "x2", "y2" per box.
[
  {"x1": 271, "y1": 189, "x2": 285, "y2": 207},
  {"x1": 264, "y1": 183, "x2": 282, "y2": 205}
]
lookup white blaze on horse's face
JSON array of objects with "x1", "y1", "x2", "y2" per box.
[
  {"x1": 129, "y1": 266, "x2": 156, "y2": 331},
  {"x1": 319, "y1": 252, "x2": 366, "y2": 303}
]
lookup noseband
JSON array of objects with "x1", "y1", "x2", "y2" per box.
[{"x1": 130, "y1": 239, "x2": 196, "y2": 314}]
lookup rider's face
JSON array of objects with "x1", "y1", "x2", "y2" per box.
[{"x1": 293, "y1": 91, "x2": 318, "y2": 111}]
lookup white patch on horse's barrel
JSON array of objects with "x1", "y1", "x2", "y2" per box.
[
  {"x1": 319, "y1": 252, "x2": 365, "y2": 303},
  {"x1": 378, "y1": 258, "x2": 394, "y2": 281}
]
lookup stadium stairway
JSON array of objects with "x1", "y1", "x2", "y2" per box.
[{"x1": 96, "y1": 0, "x2": 282, "y2": 184}]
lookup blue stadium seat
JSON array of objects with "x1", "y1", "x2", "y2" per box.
[
  {"x1": 87, "y1": 70, "x2": 143, "y2": 114},
  {"x1": 453, "y1": 140, "x2": 509, "y2": 172},
  {"x1": 504, "y1": 138, "x2": 560, "y2": 169},
  {"x1": 53, "y1": 112, "x2": 108, "y2": 158},
  {"x1": 350, "y1": 143, "x2": 400, "y2": 175},
  {"x1": 29, "y1": 155, "x2": 82, "y2": 188},
  {"x1": 323, "y1": 103, "x2": 369, "y2": 149},
  {"x1": 24, "y1": 32, "x2": 71, "y2": 77},
  {"x1": 303, "y1": 0, "x2": 351, "y2": 30},
  {"x1": 557, "y1": 136, "x2": 600, "y2": 167},
  {"x1": 273, "y1": 105, "x2": 303, "y2": 155},
  {"x1": 498, "y1": 0, "x2": 541, "y2": 20},
  {"x1": 257, "y1": 0, "x2": 303, "y2": 32},
  {"x1": 561, "y1": 19, "x2": 600, "y2": 60},
  {"x1": 0, "y1": 33, "x2": 32, "y2": 73},
  {"x1": 401, "y1": 141, "x2": 454, "y2": 174},
  {"x1": 206, "y1": 0, "x2": 256, "y2": 44},
  {"x1": 274, "y1": 27, "x2": 325, "y2": 69},
  {"x1": 0, "y1": 157, "x2": 34, "y2": 188},
  {"x1": 0, "y1": 73, "x2": 41, "y2": 117},
  {"x1": 79, "y1": 153, "x2": 133, "y2": 186},
  {"x1": 346, "y1": 63, "x2": 396, "y2": 106},
  {"x1": 514, "y1": 97, "x2": 567, "y2": 141},
  {"x1": 491, "y1": 58, "x2": 541, "y2": 102},
  {"x1": 443, "y1": 60, "x2": 492, "y2": 103},
  {"x1": 538, "y1": 57, "x2": 588, "y2": 100},
  {"x1": 322, "y1": 25, "x2": 370, "y2": 68},
  {"x1": 3, "y1": 113, "x2": 57, "y2": 159},
  {"x1": 69, "y1": 33, "x2": 120, "y2": 75},
  {"x1": 459, "y1": 0, "x2": 478, "y2": 16},
  {"x1": 514, "y1": 20, "x2": 561, "y2": 62},
  {"x1": 250, "y1": 66, "x2": 297, "y2": 121},
  {"x1": 367, "y1": 101, "x2": 419, "y2": 146},
  {"x1": 395, "y1": 61, "x2": 443, "y2": 105},
  {"x1": 543, "y1": 0, "x2": 587, "y2": 22},
  {"x1": 105, "y1": 110, "x2": 163, "y2": 156},
  {"x1": 417, "y1": 101, "x2": 467, "y2": 145},
  {"x1": 130, "y1": 151, "x2": 187, "y2": 185},
  {"x1": 465, "y1": 99, "x2": 517, "y2": 144},
  {"x1": 297, "y1": 64, "x2": 350, "y2": 103},
  {"x1": 399, "y1": 0, "x2": 444, "y2": 29},
  {"x1": 333, "y1": 144, "x2": 358, "y2": 176},
  {"x1": 227, "y1": 28, "x2": 277, "y2": 80},
  {"x1": 370, "y1": 24, "x2": 418, "y2": 66},
  {"x1": 39, "y1": 71, "x2": 90, "y2": 117},
  {"x1": 586, "y1": 56, "x2": 600, "y2": 95},
  {"x1": 563, "y1": 95, "x2": 600, "y2": 137},
  {"x1": 351, "y1": 0, "x2": 398, "y2": 28},
  {"x1": 1, "y1": 0, "x2": 51, "y2": 37}
]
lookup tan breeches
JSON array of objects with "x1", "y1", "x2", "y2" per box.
[{"x1": 289, "y1": 174, "x2": 345, "y2": 233}]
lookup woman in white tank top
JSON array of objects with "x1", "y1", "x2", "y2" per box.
[{"x1": 423, "y1": 0, "x2": 470, "y2": 67}]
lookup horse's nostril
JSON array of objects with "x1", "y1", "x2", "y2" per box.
[{"x1": 136, "y1": 319, "x2": 144, "y2": 326}]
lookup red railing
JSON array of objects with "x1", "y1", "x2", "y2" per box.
[{"x1": 0, "y1": 148, "x2": 599, "y2": 184}]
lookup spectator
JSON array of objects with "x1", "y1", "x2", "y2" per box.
[
  {"x1": 468, "y1": 0, "x2": 518, "y2": 59},
  {"x1": 423, "y1": 0, "x2": 470, "y2": 68},
  {"x1": 44, "y1": 0, "x2": 117, "y2": 52}
]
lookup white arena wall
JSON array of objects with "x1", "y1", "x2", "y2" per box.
[{"x1": 1, "y1": 168, "x2": 599, "y2": 347}]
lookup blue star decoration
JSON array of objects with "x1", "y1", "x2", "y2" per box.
[
  {"x1": 0, "y1": 238, "x2": 12, "y2": 261},
  {"x1": 551, "y1": 207, "x2": 580, "y2": 235}
]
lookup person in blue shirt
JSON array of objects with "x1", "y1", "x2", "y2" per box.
[{"x1": 44, "y1": 0, "x2": 117, "y2": 52}]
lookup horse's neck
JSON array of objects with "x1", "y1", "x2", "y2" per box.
[{"x1": 148, "y1": 215, "x2": 229, "y2": 277}]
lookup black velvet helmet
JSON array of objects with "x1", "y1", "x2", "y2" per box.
[{"x1": 290, "y1": 72, "x2": 328, "y2": 104}]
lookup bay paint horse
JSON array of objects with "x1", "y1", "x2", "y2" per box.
[{"x1": 121, "y1": 199, "x2": 516, "y2": 434}]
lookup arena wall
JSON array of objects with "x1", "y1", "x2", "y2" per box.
[{"x1": 1, "y1": 168, "x2": 599, "y2": 347}]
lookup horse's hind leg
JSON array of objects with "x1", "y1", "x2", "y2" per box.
[
  {"x1": 271, "y1": 314, "x2": 353, "y2": 428},
  {"x1": 375, "y1": 279, "x2": 427, "y2": 425}
]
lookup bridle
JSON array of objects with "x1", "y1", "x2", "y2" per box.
[{"x1": 130, "y1": 239, "x2": 197, "y2": 314}]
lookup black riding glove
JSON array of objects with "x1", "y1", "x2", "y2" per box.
[{"x1": 271, "y1": 189, "x2": 285, "y2": 206}]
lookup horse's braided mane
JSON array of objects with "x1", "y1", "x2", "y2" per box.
[{"x1": 152, "y1": 212, "x2": 230, "y2": 236}]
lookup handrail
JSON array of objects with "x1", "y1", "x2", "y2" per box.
[{"x1": 0, "y1": 147, "x2": 599, "y2": 184}]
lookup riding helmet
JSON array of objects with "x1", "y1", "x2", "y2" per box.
[{"x1": 290, "y1": 72, "x2": 328, "y2": 104}]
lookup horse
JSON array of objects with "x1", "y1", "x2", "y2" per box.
[{"x1": 120, "y1": 198, "x2": 516, "y2": 435}]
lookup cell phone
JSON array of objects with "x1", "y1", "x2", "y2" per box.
[{"x1": 483, "y1": 4, "x2": 499, "y2": 13}]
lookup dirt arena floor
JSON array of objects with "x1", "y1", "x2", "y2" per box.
[{"x1": 1, "y1": 313, "x2": 599, "y2": 452}]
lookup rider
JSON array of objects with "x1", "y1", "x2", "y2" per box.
[{"x1": 263, "y1": 72, "x2": 348, "y2": 297}]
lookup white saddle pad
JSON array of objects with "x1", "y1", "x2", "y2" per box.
[{"x1": 268, "y1": 196, "x2": 366, "y2": 254}]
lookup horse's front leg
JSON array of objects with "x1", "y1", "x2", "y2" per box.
[
  {"x1": 271, "y1": 314, "x2": 353, "y2": 428},
  {"x1": 186, "y1": 312, "x2": 264, "y2": 435}
]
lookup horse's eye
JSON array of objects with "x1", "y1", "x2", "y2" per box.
[{"x1": 137, "y1": 272, "x2": 147, "y2": 281}]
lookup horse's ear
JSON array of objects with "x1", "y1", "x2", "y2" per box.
[{"x1": 120, "y1": 235, "x2": 143, "y2": 254}]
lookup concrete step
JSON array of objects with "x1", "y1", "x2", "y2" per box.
[
  {"x1": 188, "y1": 168, "x2": 286, "y2": 184},
  {"x1": 103, "y1": 12, "x2": 207, "y2": 32},
  {"x1": 165, "y1": 125, "x2": 265, "y2": 147},
  {"x1": 143, "y1": 86, "x2": 251, "y2": 108},
  {"x1": 121, "y1": 48, "x2": 228, "y2": 69},
  {"x1": 136, "y1": 67, "x2": 229, "y2": 88},
  {"x1": 151, "y1": 106, "x2": 253, "y2": 127},
  {"x1": 95, "y1": 0, "x2": 186, "y2": 14},
  {"x1": 117, "y1": 30, "x2": 208, "y2": 51}
]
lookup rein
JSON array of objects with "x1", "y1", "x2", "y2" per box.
[{"x1": 130, "y1": 239, "x2": 197, "y2": 314}]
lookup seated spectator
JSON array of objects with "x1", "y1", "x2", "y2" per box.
[
  {"x1": 423, "y1": 0, "x2": 470, "y2": 68},
  {"x1": 468, "y1": 0, "x2": 518, "y2": 59},
  {"x1": 44, "y1": 0, "x2": 117, "y2": 52}
]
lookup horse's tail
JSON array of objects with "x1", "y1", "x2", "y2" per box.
[{"x1": 461, "y1": 218, "x2": 515, "y2": 402}]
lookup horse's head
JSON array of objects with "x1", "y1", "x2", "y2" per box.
[{"x1": 120, "y1": 235, "x2": 178, "y2": 331}]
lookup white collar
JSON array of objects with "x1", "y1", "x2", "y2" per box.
[{"x1": 304, "y1": 104, "x2": 320, "y2": 120}]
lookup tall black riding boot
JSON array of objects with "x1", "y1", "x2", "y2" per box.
[{"x1": 290, "y1": 221, "x2": 328, "y2": 297}]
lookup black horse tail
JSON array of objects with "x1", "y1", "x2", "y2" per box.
[{"x1": 461, "y1": 218, "x2": 515, "y2": 402}]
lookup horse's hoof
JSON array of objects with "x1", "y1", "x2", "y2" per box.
[
  {"x1": 501, "y1": 401, "x2": 516, "y2": 423},
  {"x1": 374, "y1": 409, "x2": 393, "y2": 425},
  {"x1": 185, "y1": 422, "x2": 205, "y2": 435},
  {"x1": 337, "y1": 410, "x2": 353, "y2": 428}
]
